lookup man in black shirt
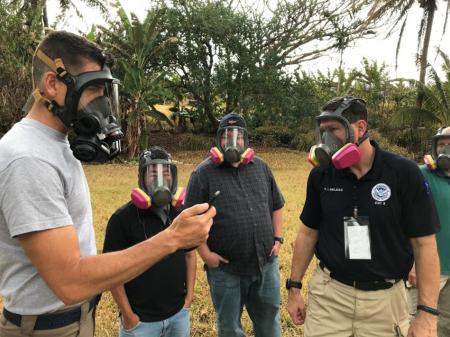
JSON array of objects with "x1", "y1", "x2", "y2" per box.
[
  {"x1": 185, "y1": 112, "x2": 285, "y2": 337},
  {"x1": 103, "y1": 147, "x2": 195, "y2": 337},
  {"x1": 287, "y1": 97, "x2": 440, "y2": 337}
]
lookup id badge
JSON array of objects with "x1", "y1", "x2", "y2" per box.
[{"x1": 344, "y1": 216, "x2": 371, "y2": 260}]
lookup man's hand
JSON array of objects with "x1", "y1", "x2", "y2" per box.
[
  {"x1": 408, "y1": 264, "x2": 417, "y2": 287},
  {"x1": 184, "y1": 295, "x2": 193, "y2": 309},
  {"x1": 167, "y1": 203, "x2": 216, "y2": 249},
  {"x1": 270, "y1": 241, "x2": 282, "y2": 256},
  {"x1": 121, "y1": 312, "x2": 140, "y2": 331},
  {"x1": 407, "y1": 311, "x2": 437, "y2": 337},
  {"x1": 287, "y1": 289, "x2": 306, "y2": 325},
  {"x1": 202, "y1": 251, "x2": 229, "y2": 268}
]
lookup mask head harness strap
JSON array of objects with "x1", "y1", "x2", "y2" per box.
[{"x1": 31, "y1": 49, "x2": 74, "y2": 112}]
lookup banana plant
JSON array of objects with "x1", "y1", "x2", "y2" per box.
[{"x1": 98, "y1": 2, "x2": 176, "y2": 158}]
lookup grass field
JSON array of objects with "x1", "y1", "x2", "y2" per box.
[{"x1": 1, "y1": 149, "x2": 317, "y2": 337}]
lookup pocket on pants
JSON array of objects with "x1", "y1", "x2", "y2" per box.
[
  {"x1": 390, "y1": 284, "x2": 409, "y2": 337},
  {"x1": 121, "y1": 321, "x2": 142, "y2": 334},
  {"x1": 394, "y1": 324, "x2": 405, "y2": 337},
  {"x1": 207, "y1": 267, "x2": 239, "y2": 288}
]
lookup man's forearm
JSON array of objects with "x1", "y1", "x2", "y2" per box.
[
  {"x1": 411, "y1": 235, "x2": 440, "y2": 308},
  {"x1": 20, "y1": 203, "x2": 215, "y2": 305},
  {"x1": 68, "y1": 230, "x2": 179, "y2": 303},
  {"x1": 110, "y1": 285, "x2": 134, "y2": 318},
  {"x1": 185, "y1": 251, "x2": 196, "y2": 305},
  {"x1": 197, "y1": 242, "x2": 211, "y2": 261},
  {"x1": 272, "y1": 208, "x2": 283, "y2": 237},
  {"x1": 290, "y1": 224, "x2": 318, "y2": 281}
]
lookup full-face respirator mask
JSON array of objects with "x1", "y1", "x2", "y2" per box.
[
  {"x1": 308, "y1": 97, "x2": 368, "y2": 170},
  {"x1": 424, "y1": 127, "x2": 450, "y2": 172},
  {"x1": 30, "y1": 49, "x2": 123, "y2": 162},
  {"x1": 131, "y1": 148, "x2": 185, "y2": 209},
  {"x1": 210, "y1": 113, "x2": 254, "y2": 165}
]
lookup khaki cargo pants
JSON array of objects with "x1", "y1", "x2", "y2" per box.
[
  {"x1": 407, "y1": 276, "x2": 450, "y2": 337},
  {"x1": 0, "y1": 301, "x2": 94, "y2": 337},
  {"x1": 304, "y1": 266, "x2": 410, "y2": 337}
]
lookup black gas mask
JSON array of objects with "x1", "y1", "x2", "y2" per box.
[{"x1": 31, "y1": 49, "x2": 123, "y2": 162}]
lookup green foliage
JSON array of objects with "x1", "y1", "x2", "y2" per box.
[
  {"x1": 97, "y1": 3, "x2": 175, "y2": 158},
  {"x1": 0, "y1": 0, "x2": 42, "y2": 134},
  {"x1": 251, "y1": 125, "x2": 316, "y2": 151}
]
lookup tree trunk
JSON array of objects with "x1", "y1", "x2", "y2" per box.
[
  {"x1": 125, "y1": 100, "x2": 142, "y2": 159},
  {"x1": 416, "y1": 1, "x2": 436, "y2": 108},
  {"x1": 42, "y1": 1, "x2": 48, "y2": 28}
]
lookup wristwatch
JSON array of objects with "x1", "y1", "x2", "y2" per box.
[
  {"x1": 286, "y1": 278, "x2": 302, "y2": 290},
  {"x1": 274, "y1": 236, "x2": 284, "y2": 244}
]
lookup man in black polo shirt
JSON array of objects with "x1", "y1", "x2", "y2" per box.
[
  {"x1": 185, "y1": 112, "x2": 285, "y2": 337},
  {"x1": 103, "y1": 147, "x2": 195, "y2": 337},
  {"x1": 287, "y1": 97, "x2": 440, "y2": 337}
]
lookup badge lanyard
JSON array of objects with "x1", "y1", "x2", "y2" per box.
[{"x1": 343, "y1": 185, "x2": 372, "y2": 260}]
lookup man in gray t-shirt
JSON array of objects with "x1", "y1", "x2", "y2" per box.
[{"x1": 0, "y1": 31, "x2": 215, "y2": 337}]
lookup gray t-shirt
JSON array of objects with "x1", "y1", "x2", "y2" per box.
[{"x1": 0, "y1": 118, "x2": 96, "y2": 314}]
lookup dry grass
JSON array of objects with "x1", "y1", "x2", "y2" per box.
[{"x1": 1, "y1": 149, "x2": 317, "y2": 337}]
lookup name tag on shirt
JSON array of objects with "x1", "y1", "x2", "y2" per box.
[{"x1": 344, "y1": 216, "x2": 372, "y2": 260}]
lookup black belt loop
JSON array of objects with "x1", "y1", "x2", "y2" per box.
[
  {"x1": 3, "y1": 296, "x2": 97, "y2": 330},
  {"x1": 319, "y1": 262, "x2": 400, "y2": 291}
]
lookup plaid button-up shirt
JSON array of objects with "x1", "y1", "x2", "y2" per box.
[{"x1": 185, "y1": 156, "x2": 284, "y2": 275}]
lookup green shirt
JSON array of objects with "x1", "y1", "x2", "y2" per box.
[{"x1": 420, "y1": 165, "x2": 450, "y2": 276}]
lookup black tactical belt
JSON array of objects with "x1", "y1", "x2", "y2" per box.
[
  {"x1": 2, "y1": 297, "x2": 97, "y2": 330},
  {"x1": 319, "y1": 262, "x2": 401, "y2": 291}
]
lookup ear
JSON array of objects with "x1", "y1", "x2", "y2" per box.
[
  {"x1": 355, "y1": 119, "x2": 367, "y2": 139},
  {"x1": 40, "y1": 71, "x2": 58, "y2": 99}
]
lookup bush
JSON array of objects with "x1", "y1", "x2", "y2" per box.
[
  {"x1": 370, "y1": 129, "x2": 414, "y2": 160},
  {"x1": 250, "y1": 125, "x2": 316, "y2": 151},
  {"x1": 290, "y1": 129, "x2": 316, "y2": 151},
  {"x1": 250, "y1": 126, "x2": 294, "y2": 147}
]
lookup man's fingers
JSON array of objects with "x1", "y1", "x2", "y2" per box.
[
  {"x1": 218, "y1": 255, "x2": 229, "y2": 263},
  {"x1": 202, "y1": 205, "x2": 216, "y2": 218},
  {"x1": 182, "y1": 203, "x2": 210, "y2": 216}
]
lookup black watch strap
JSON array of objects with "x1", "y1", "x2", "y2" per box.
[
  {"x1": 274, "y1": 236, "x2": 284, "y2": 244},
  {"x1": 286, "y1": 278, "x2": 302, "y2": 290},
  {"x1": 417, "y1": 304, "x2": 439, "y2": 316}
]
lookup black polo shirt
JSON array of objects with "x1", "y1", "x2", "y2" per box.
[
  {"x1": 301, "y1": 141, "x2": 439, "y2": 282},
  {"x1": 103, "y1": 202, "x2": 186, "y2": 322},
  {"x1": 185, "y1": 156, "x2": 284, "y2": 276}
]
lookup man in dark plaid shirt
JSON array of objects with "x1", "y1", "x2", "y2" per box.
[{"x1": 185, "y1": 112, "x2": 284, "y2": 337}]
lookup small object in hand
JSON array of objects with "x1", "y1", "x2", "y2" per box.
[{"x1": 208, "y1": 190, "x2": 221, "y2": 208}]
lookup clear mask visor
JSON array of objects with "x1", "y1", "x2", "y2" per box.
[
  {"x1": 78, "y1": 80, "x2": 120, "y2": 118},
  {"x1": 316, "y1": 119, "x2": 348, "y2": 154},
  {"x1": 144, "y1": 163, "x2": 173, "y2": 193},
  {"x1": 220, "y1": 127, "x2": 248, "y2": 152}
]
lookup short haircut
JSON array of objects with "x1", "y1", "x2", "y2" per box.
[
  {"x1": 32, "y1": 30, "x2": 111, "y2": 88},
  {"x1": 321, "y1": 97, "x2": 368, "y2": 123}
]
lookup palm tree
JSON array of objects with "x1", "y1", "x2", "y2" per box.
[
  {"x1": 18, "y1": 0, "x2": 107, "y2": 28},
  {"x1": 97, "y1": 5, "x2": 176, "y2": 158},
  {"x1": 355, "y1": 0, "x2": 450, "y2": 108},
  {"x1": 420, "y1": 49, "x2": 450, "y2": 124}
]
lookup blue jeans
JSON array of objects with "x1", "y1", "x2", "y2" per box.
[
  {"x1": 119, "y1": 307, "x2": 190, "y2": 337},
  {"x1": 206, "y1": 257, "x2": 281, "y2": 337}
]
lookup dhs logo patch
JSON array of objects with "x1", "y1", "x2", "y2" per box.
[{"x1": 371, "y1": 183, "x2": 391, "y2": 202}]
